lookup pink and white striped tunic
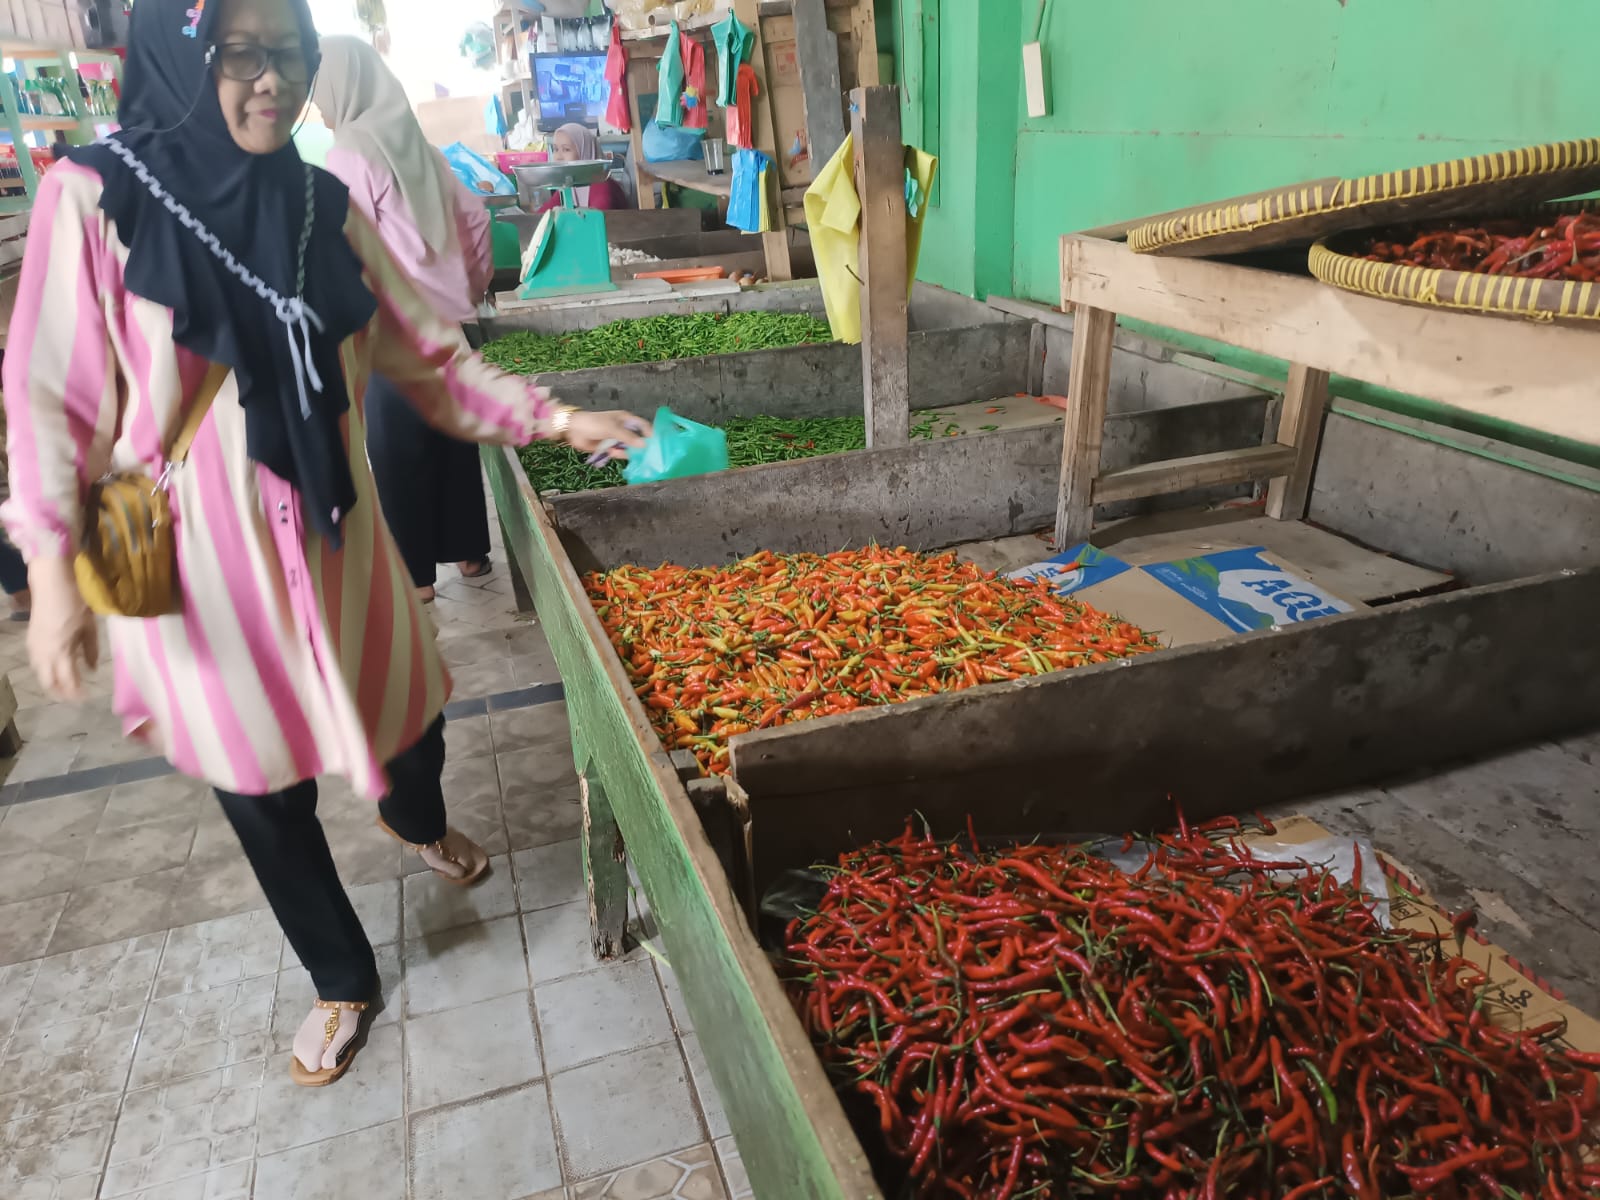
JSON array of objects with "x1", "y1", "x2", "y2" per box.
[{"x1": 2, "y1": 160, "x2": 554, "y2": 799}]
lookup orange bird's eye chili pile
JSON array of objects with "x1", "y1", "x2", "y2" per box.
[
  {"x1": 1359, "y1": 210, "x2": 1600, "y2": 281},
  {"x1": 782, "y1": 817, "x2": 1600, "y2": 1200},
  {"x1": 586, "y1": 547, "x2": 1160, "y2": 775}
]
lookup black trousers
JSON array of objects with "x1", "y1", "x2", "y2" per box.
[
  {"x1": 215, "y1": 716, "x2": 448, "y2": 1002},
  {"x1": 0, "y1": 534, "x2": 26, "y2": 595},
  {"x1": 365, "y1": 372, "x2": 491, "y2": 590}
]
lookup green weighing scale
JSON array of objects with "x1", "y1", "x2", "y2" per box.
[{"x1": 513, "y1": 159, "x2": 618, "y2": 301}]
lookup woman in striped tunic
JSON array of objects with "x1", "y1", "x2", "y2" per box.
[{"x1": 2, "y1": 0, "x2": 646, "y2": 1085}]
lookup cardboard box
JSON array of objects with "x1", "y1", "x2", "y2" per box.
[
  {"x1": 1271, "y1": 816, "x2": 1600, "y2": 1054},
  {"x1": 416, "y1": 96, "x2": 503, "y2": 158},
  {"x1": 1142, "y1": 545, "x2": 1360, "y2": 634},
  {"x1": 1006, "y1": 543, "x2": 1235, "y2": 648}
]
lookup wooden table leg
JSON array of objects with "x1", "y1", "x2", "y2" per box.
[
  {"x1": 1053, "y1": 304, "x2": 1116, "y2": 549},
  {"x1": 852, "y1": 85, "x2": 910, "y2": 449},
  {"x1": 574, "y1": 734, "x2": 629, "y2": 960},
  {"x1": 1266, "y1": 363, "x2": 1332, "y2": 521},
  {"x1": 499, "y1": 511, "x2": 535, "y2": 615}
]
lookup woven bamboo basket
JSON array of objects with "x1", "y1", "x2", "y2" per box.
[
  {"x1": 1126, "y1": 139, "x2": 1600, "y2": 258},
  {"x1": 1309, "y1": 204, "x2": 1600, "y2": 324}
]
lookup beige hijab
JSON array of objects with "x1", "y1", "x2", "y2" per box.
[{"x1": 313, "y1": 36, "x2": 453, "y2": 252}]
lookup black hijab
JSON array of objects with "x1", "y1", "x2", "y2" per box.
[{"x1": 69, "y1": 0, "x2": 377, "y2": 545}]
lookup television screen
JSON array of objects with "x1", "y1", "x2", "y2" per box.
[{"x1": 531, "y1": 52, "x2": 609, "y2": 129}]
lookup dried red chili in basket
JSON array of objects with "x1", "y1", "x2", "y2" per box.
[{"x1": 1358, "y1": 210, "x2": 1600, "y2": 282}]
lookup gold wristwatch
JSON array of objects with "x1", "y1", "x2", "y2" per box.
[{"x1": 549, "y1": 404, "x2": 577, "y2": 442}]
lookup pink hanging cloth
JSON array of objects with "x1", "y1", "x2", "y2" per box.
[
  {"x1": 604, "y1": 20, "x2": 631, "y2": 132},
  {"x1": 679, "y1": 32, "x2": 708, "y2": 130}
]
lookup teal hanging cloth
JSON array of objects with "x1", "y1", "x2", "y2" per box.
[
  {"x1": 712, "y1": 10, "x2": 754, "y2": 107},
  {"x1": 657, "y1": 21, "x2": 685, "y2": 128}
]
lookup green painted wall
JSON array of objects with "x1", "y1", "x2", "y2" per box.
[{"x1": 901, "y1": 1, "x2": 1600, "y2": 304}]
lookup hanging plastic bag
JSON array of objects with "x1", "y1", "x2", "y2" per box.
[
  {"x1": 656, "y1": 21, "x2": 684, "y2": 128},
  {"x1": 679, "y1": 31, "x2": 708, "y2": 130},
  {"x1": 604, "y1": 20, "x2": 631, "y2": 131},
  {"x1": 712, "y1": 10, "x2": 754, "y2": 106},
  {"x1": 623, "y1": 408, "x2": 730, "y2": 485},
  {"x1": 440, "y1": 141, "x2": 515, "y2": 196},
  {"x1": 726, "y1": 63, "x2": 759, "y2": 150},
  {"x1": 642, "y1": 118, "x2": 705, "y2": 163},
  {"x1": 727, "y1": 148, "x2": 771, "y2": 233}
]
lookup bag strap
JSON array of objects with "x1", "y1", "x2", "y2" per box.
[{"x1": 168, "y1": 363, "x2": 229, "y2": 465}]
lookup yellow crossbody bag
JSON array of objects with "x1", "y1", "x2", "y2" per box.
[{"x1": 75, "y1": 363, "x2": 228, "y2": 618}]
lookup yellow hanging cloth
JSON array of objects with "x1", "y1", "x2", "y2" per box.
[{"x1": 802, "y1": 134, "x2": 938, "y2": 345}]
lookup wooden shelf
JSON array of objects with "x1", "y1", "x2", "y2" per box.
[
  {"x1": 621, "y1": 13, "x2": 722, "y2": 42},
  {"x1": 17, "y1": 114, "x2": 95, "y2": 132},
  {"x1": 1061, "y1": 235, "x2": 1600, "y2": 452},
  {"x1": 636, "y1": 157, "x2": 733, "y2": 198}
]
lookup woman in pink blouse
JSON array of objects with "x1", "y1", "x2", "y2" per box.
[
  {"x1": 313, "y1": 36, "x2": 496, "y2": 603},
  {"x1": 3, "y1": 0, "x2": 646, "y2": 1086}
]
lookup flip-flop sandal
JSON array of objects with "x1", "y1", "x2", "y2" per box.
[
  {"x1": 376, "y1": 817, "x2": 490, "y2": 886},
  {"x1": 289, "y1": 998, "x2": 372, "y2": 1087},
  {"x1": 457, "y1": 559, "x2": 493, "y2": 579}
]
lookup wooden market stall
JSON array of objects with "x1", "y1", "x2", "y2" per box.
[
  {"x1": 615, "y1": 0, "x2": 879, "y2": 281},
  {"x1": 481, "y1": 135, "x2": 1600, "y2": 1197}
]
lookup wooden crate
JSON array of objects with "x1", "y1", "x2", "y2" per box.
[
  {"x1": 481, "y1": 239, "x2": 1600, "y2": 1199},
  {"x1": 487, "y1": 428, "x2": 1599, "y2": 1199},
  {"x1": 487, "y1": 286, "x2": 1274, "y2": 501}
]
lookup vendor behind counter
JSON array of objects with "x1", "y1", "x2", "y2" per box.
[{"x1": 536, "y1": 123, "x2": 628, "y2": 214}]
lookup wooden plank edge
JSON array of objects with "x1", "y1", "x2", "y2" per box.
[
  {"x1": 1092, "y1": 443, "x2": 1298, "y2": 504},
  {"x1": 487, "y1": 447, "x2": 881, "y2": 1200},
  {"x1": 727, "y1": 565, "x2": 1600, "y2": 803}
]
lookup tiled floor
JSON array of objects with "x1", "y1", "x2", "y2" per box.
[{"x1": 0, "y1": 526, "x2": 752, "y2": 1199}]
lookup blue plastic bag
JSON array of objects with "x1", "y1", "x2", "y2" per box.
[
  {"x1": 623, "y1": 408, "x2": 729, "y2": 485},
  {"x1": 642, "y1": 118, "x2": 705, "y2": 163},
  {"x1": 727, "y1": 149, "x2": 771, "y2": 233},
  {"x1": 440, "y1": 141, "x2": 514, "y2": 196}
]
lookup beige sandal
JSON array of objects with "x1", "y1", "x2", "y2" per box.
[
  {"x1": 377, "y1": 817, "x2": 490, "y2": 886},
  {"x1": 289, "y1": 998, "x2": 371, "y2": 1087}
]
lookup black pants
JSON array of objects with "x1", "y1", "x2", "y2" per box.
[
  {"x1": 0, "y1": 534, "x2": 26, "y2": 596},
  {"x1": 215, "y1": 716, "x2": 448, "y2": 1002},
  {"x1": 365, "y1": 372, "x2": 491, "y2": 590}
]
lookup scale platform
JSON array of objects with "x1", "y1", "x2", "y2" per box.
[{"x1": 514, "y1": 161, "x2": 620, "y2": 301}]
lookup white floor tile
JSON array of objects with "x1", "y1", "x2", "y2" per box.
[
  {"x1": 405, "y1": 991, "x2": 543, "y2": 1113},
  {"x1": 411, "y1": 1083, "x2": 562, "y2": 1200}
]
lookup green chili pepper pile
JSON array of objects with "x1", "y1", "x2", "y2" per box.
[
  {"x1": 520, "y1": 415, "x2": 867, "y2": 494},
  {"x1": 589, "y1": 546, "x2": 1160, "y2": 775},
  {"x1": 483, "y1": 311, "x2": 834, "y2": 375},
  {"x1": 783, "y1": 816, "x2": 1600, "y2": 1200}
]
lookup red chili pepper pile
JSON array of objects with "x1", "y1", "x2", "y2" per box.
[
  {"x1": 782, "y1": 817, "x2": 1600, "y2": 1199},
  {"x1": 1359, "y1": 210, "x2": 1600, "y2": 281},
  {"x1": 587, "y1": 547, "x2": 1160, "y2": 775}
]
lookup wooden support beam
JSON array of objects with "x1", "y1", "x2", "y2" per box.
[
  {"x1": 851, "y1": 85, "x2": 909, "y2": 448},
  {"x1": 578, "y1": 760, "x2": 630, "y2": 960},
  {"x1": 1053, "y1": 304, "x2": 1115, "y2": 548},
  {"x1": 0, "y1": 674, "x2": 19, "y2": 758},
  {"x1": 497, "y1": 509, "x2": 535, "y2": 613},
  {"x1": 1092, "y1": 443, "x2": 1298, "y2": 505},
  {"x1": 792, "y1": 0, "x2": 846, "y2": 172},
  {"x1": 732, "y1": 0, "x2": 793, "y2": 280},
  {"x1": 1266, "y1": 363, "x2": 1332, "y2": 521}
]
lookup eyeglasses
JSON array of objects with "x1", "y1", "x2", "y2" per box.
[{"x1": 208, "y1": 42, "x2": 310, "y2": 84}]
